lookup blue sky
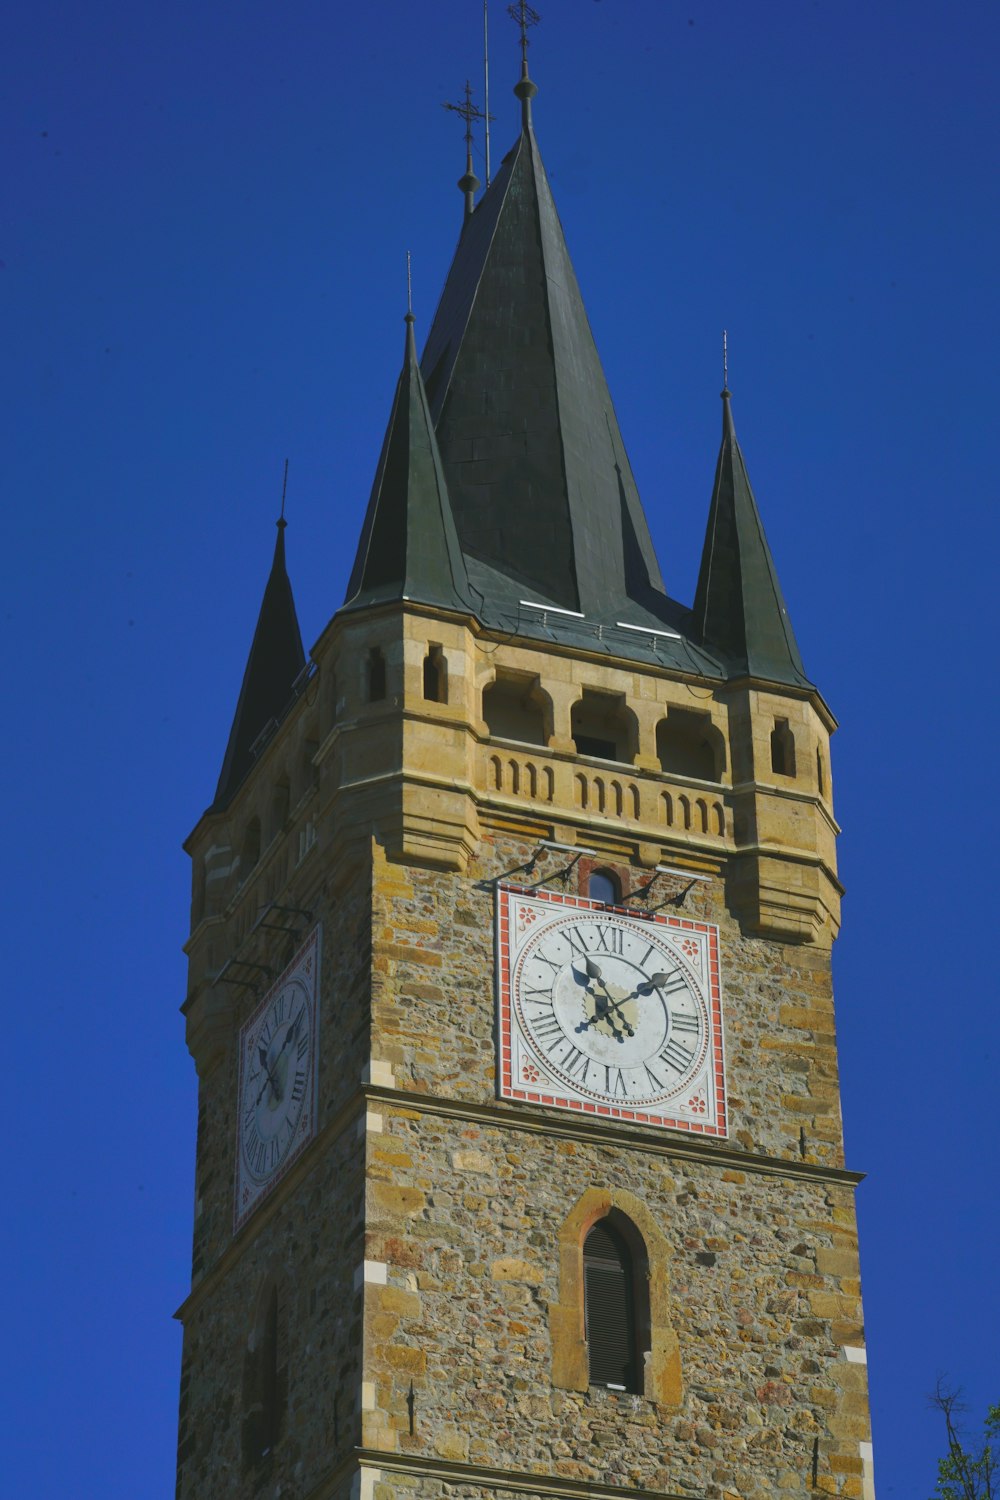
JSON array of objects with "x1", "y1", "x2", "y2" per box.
[{"x1": 3, "y1": 1, "x2": 997, "y2": 1494}]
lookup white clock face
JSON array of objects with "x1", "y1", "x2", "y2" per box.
[
  {"x1": 235, "y1": 926, "x2": 320, "y2": 1231},
  {"x1": 498, "y1": 889, "x2": 726, "y2": 1135}
]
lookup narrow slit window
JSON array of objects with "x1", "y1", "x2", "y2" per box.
[
  {"x1": 770, "y1": 719, "x2": 796, "y2": 778},
  {"x1": 367, "y1": 647, "x2": 386, "y2": 703},
  {"x1": 423, "y1": 644, "x2": 447, "y2": 703}
]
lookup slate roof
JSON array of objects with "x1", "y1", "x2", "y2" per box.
[
  {"x1": 692, "y1": 391, "x2": 811, "y2": 688},
  {"x1": 214, "y1": 520, "x2": 306, "y2": 808},
  {"x1": 343, "y1": 314, "x2": 471, "y2": 615}
]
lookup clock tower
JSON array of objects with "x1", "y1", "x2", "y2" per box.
[{"x1": 175, "y1": 40, "x2": 874, "y2": 1500}]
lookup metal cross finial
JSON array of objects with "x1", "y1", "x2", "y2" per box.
[
  {"x1": 279, "y1": 458, "x2": 289, "y2": 524},
  {"x1": 442, "y1": 79, "x2": 491, "y2": 155},
  {"x1": 722, "y1": 329, "x2": 729, "y2": 391},
  {"x1": 406, "y1": 250, "x2": 413, "y2": 318},
  {"x1": 508, "y1": 0, "x2": 540, "y2": 64}
]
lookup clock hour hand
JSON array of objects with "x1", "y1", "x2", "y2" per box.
[{"x1": 572, "y1": 959, "x2": 633, "y2": 1039}]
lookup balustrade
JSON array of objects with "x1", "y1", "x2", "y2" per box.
[{"x1": 481, "y1": 744, "x2": 727, "y2": 842}]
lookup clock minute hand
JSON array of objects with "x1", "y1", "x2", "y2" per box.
[
  {"x1": 277, "y1": 1011, "x2": 302, "y2": 1056},
  {"x1": 618, "y1": 971, "x2": 674, "y2": 1004},
  {"x1": 574, "y1": 978, "x2": 634, "y2": 1040}
]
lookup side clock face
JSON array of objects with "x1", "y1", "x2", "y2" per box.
[
  {"x1": 235, "y1": 926, "x2": 321, "y2": 1231},
  {"x1": 241, "y1": 979, "x2": 312, "y2": 1182},
  {"x1": 498, "y1": 890, "x2": 726, "y2": 1136}
]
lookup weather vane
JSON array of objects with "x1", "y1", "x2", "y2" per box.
[
  {"x1": 508, "y1": 0, "x2": 540, "y2": 63},
  {"x1": 442, "y1": 79, "x2": 491, "y2": 157},
  {"x1": 443, "y1": 80, "x2": 493, "y2": 218}
]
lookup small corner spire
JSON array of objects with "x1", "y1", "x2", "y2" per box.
[
  {"x1": 693, "y1": 365, "x2": 809, "y2": 688},
  {"x1": 443, "y1": 80, "x2": 487, "y2": 221},
  {"x1": 213, "y1": 495, "x2": 305, "y2": 808},
  {"x1": 508, "y1": 1, "x2": 540, "y2": 129}
]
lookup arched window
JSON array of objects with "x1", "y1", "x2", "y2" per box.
[
  {"x1": 242, "y1": 1281, "x2": 288, "y2": 1467},
  {"x1": 367, "y1": 647, "x2": 386, "y2": 703},
  {"x1": 587, "y1": 868, "x2": 620, "y2": 906},
  {"x1": 770, "y1": 718, "x2": 796, "y2": 777},
  {"x1": 552, "y1": 1189, "x2": 680, "y2": 1406},
  {"x1": 583, "y1": 1218, "x2": 644, "y2": 1393},
  {"x1": 423, "y1": 644, "x2": 447, "y2": 703}
]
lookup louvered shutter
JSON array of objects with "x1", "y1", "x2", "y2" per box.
[{"x1": 584, "y1": 1221, "x2": 637, "y2": 1391}]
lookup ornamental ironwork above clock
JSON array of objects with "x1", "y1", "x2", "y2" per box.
[
  {"x1": 497, "y1": 887, "x2": 726, "y2": 1137},
  {"x1": 234, "y1": 926, "x2": 321, "y2": 1232}
]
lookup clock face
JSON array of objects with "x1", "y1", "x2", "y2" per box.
[
  {"x1": 234, "y1": 926, "x2": 321, "y2": 1231},
  {"x1": 497, "y1": 888, "x2": 726, "y2": 1136}
]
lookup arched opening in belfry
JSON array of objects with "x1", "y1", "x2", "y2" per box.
[
  {"x1": 571, "y1": 690, "x2": 636, "y2": 764},
  {"x1": 483, "y1": 672, "x2": 549, "y2": 747},
  {"x1": 656, "y1": 708, "x2": 724, "y2": 781}
]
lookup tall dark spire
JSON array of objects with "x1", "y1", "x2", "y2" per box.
[
  {"x1": 692, "y1": 387, "x2": 810, "y2": 688},
  {"x1": 214, "y1": 514, "x2": 306, "y2": 808},
  {"x1": 419, "y1": 119, "x2": 670, "y2": 626},
  {"x1": 343, "y1": 311, "x2": 470, "y2": 615}
]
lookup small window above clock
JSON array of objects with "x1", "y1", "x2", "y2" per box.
[{"x1": 587, "y1": 869, "x2": 620, "y2": 906}]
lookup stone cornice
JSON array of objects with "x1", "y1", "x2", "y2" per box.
[
  {"x1": 309, "y1": 1447, "x2": 698, "y2": 1500},
  {"x1": 367, "y1": 1084, "x2": 865, "y2": 1189},
  {"x1": 174, "y1": 1080, "x2": 863, "y2": 1324}
]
